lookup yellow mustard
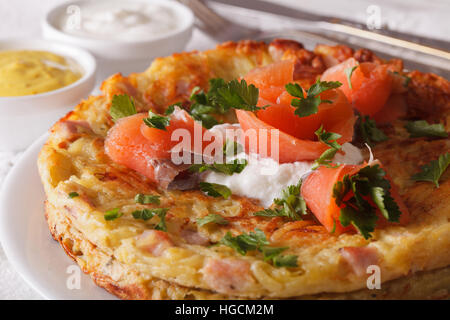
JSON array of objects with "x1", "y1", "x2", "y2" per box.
[{"x1": 0, "y1": 50, "x2": 82, "y2": 97}]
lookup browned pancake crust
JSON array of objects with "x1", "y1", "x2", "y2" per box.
[{"x1": 38, "y1": 39, "x2": 450, "y2": 299}]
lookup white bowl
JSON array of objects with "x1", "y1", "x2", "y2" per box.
[
  {"x1": 42, "y1": 0, "x2": 194, "y2": 78},
  {"x1": 0, "y1": 39, "x2": 96, "y2": 151}
]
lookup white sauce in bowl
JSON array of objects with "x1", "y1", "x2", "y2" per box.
[{"x1": 58, "y1": 1, "x2": 183, "y2": 41}]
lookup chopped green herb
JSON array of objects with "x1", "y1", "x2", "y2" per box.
[
  {"x1": 339, "y1": 206, "x2": 378, "y2": 239},
  {"x1": 164, "y1": 103, "x2": 178, "y2": 115},
  {"x1": 405, "y1": 120, "x2": 448, "y2": 139},
  {"x1": 131, "y1": 208, "x2": 154, "y2": 221},
  {"x1": 188, "y1": 78, "x2": 263, "y2": 129},
  {"x1": 345, "y1": 66, "x2": 358, "y2": 89},
  {"x1": 189, "y1": 159, "x2": 248, "y2": 176},
  {"x1": 199, "y1": 182, "x2": 232, "y2": 199},
  {"x1": 261, "y1": 246, "x2": 288, "y2": 262},
  {"x1": 272, "y1": 254, "x2": 299, "y2": 268},
  {"x1": 197, "y1": 214, "x2": 229, "y2": 227},
  {"x1": 134, "y1": 193, "x2": 160, "y2": 205},
  {"x1": 390, "y1": 71, "x2": 411, "y2": 88},
  {"x1": 143, "y1": 110, "x2": 170, "y2": 130},
  {"x1": 110, "y1": 94, "x2": 137, "y2": 121},
  {"x1": 68, "y1": 192, "x2": 79, "y2": 199},
  {"x1": 357, "y1": 115, "x2": 388, "y2": 146},
  {"x1": 223, "y1": 140, "x2": 243, "y2": 157},
  {"x1": 411, "y1": 152, "x2": 450, "y2": 188},
  {"x1": 104, "y1": 208, "x2": 123, "y2": 221},
  {"x1": 215, "y1": 79, "x2": 262, "y2": 112},
  {"x1": 330, "y1": 219, "x2": 337, "y2": 234},
  {"x1": 333, "y1": 164, "x2": 403, "y2": 239},
  {"x1": 255, "y1": 180, "x2": 308, "y2": 221},
  {"x1": 132, "y1": 208, "x2": 168, "y2": 231},
  {"x1": 154, "y1": 209, "x2": 168, "y2": 232},
  {"x1": 312, "y1": 126, "x2": 342, "y2": 169},
  {"x1": 220, "y1": 228, "x2": 268, "y2": 255},
  {"x1": 220, "y1": 229, "x2": 298, "y2": 268},
  {"x1": 285, "y1": 79, "x2": 342, "y2": 118}
]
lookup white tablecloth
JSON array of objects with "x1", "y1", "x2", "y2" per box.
[{"x1": 0, "y1": 0, "x2": 448, "y2": 300}]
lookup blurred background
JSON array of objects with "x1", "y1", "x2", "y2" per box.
[{"x1": 1, "y1": 0, "x2": 449, "y2": 41}]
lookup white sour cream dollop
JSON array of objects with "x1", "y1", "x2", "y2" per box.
[{"x1": 201, "y1": 124, "x2": 364, "y2": 208}]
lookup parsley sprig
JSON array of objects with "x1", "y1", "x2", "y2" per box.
[
  {"x1": 357, "y1": 115, "x2": 388, "y2": 146},
  {"x1": 68, "y1": 192, "x2": 79, "y2": 199},
  {"x1": 254, "y1": 181, "x2": 308, "y2": 220},
  {"x1": 345, "y1": 66, "x2": 358, "y2": 89},
  {"x1": 285, "y1": 79, "x2": 342, "y2": 118},
  {"x1": 220, "y1": 228, "x2": 298, "y2": 268},
  {"x1": 189, "y1": 78, "x2": 263, "y2": 129},
  {"x1": 109, "y1": 94, "x2": 137, "y2": 121},
  {"x1": 405, "y1": 120, "x2": 448, "y2": 139},
  {"x1": 332, "y1": 164, "x2": 402, "y2": 239},
  {"x1": 199, "y1": 182, "x2": 232, "y2": 199},
  {"x1": 411, "y1": 152, "x2": 450, "y2": 188},
  {"x1": 104, "y1": 208, "x2": 123, "y2": 221},
  {"x1": 135, "y1": 193, "x2": 160, "y2": 205},
  {"x1": 189, "y1": 159, "x2": 248, "y2": 176},
  {"x1": 143, "y1": 110, "x2": 170, "y2": 130},
  {"x1": 312, "y1": 126, "x2": 342, "y2": 169},
  {"x1": 197, "y1": 214, "x2": 229, "y2": 227}
]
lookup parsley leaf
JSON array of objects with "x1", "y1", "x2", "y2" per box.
[
  {"x1": 261, "y1": 246, "x2": 298, "y2": 267},
  {"x1": 132, "y1": 208, "x2": 156, "y2": 221},
  {"x1": 312, "y1": 125, "x2": 342, "y2": 169},
  {"x1": 154, "y1": 209, "x2": 168, "y2": 231},
  {"x1": 110, "y1": 94, "x2": 137, "y2": 121},
  {"x1": 143, "y1": 110, "x2": 170, "y2": 130},
  {"x1": 220, "y1": 228, "x2": 268, "y2": 255},
  {"x1": 197, "y1": 214, "x2": 229, "y2": 227},
  {"x1": 216, "y1": 79, "x2": 261, "y2": 111},
  {"x1": 345, "y1": 66, "x2": 358, "y2": 89},
  {"x1": 132, "y1": 208, "x2": 169, "y2": 231},
  {"x1": 189, "y1": 159, "x2": 248, "y2": 176},
  {"x1": 405, "y1": 120, "x2": 448, "y2": 138},
  {"x1": 199, "y1": 182, "x2": 232, "y2": 199},
  {"x1": 68, "y1": 191, "x2": 79, "y2": 198},
  {"x1": 190, "y1": 103, "x2": 221, "y2": 129},
  {"x1": 134, "y1": 194, "x2": 160, "y2": 205},
  {"x1": 220, "y1": 229, "x2": 298, "y2": 268},
  {"x1": 272, "y1": 254, "x2": 299, "y2": 268},
  {"x1": 188, "y1": 78, "x2": 263, "y2": 129},
  {"x1": 285, "y1": 80, "x2": 342, "y2": 118},
  {"x1": 165, "y1": 103, "x2": 178, "y2": 115},
  {"x1": 254, "y1": 180, "x2": 308, "y2": 220},
  {"x1": 223, "y1": 140, "x2": 244, "y2": 157},
  {"x1": 333, "y1": 164, "x2": 403, "y2": 239},
  {"x1": 339, "y1": 206, "x2": 378, "y2": 239},
  {"x1": 411, "y1": 152, "x2": 450, "y2": 188},
  {"x1": 357, "y1": 115, "x2": 388, "y2": 146},
  {"x1": 104, "y1": 208, "x2": 123, "y2": 221}
]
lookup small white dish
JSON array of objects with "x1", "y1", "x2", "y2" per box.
[
  {"x1": 42, "y1": 0, "x2": 194, "y2": 78},
  {"x1": 0, "y1": 39, "x2": 96, "y2": 151},
  {"x1": 0, "y1": 133, "x2": 116, "y2": 299}
]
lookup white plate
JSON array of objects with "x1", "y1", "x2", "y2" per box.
[{"x1": 0, "y1": 134, "x2": 116, "y2": 300}]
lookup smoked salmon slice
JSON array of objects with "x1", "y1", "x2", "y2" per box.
[
  {"x1": 321, "y1": 58, "x2": 393, "y2": 116},
  {"x1": 105, "y1": 108, "x2": 210, "y2": 187},
  {"x1": 244, "y1": 59, "x2": 295, "y2": 89},
  {"x1": 105, "y1": 113, "x2": 161, "y2": 182},
  {"x1": 236, "y1": 88, "x2": 355, "y2": 162},
  {"x1": 301, "y1": 163, "x2": 410, "y2": 236}
]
